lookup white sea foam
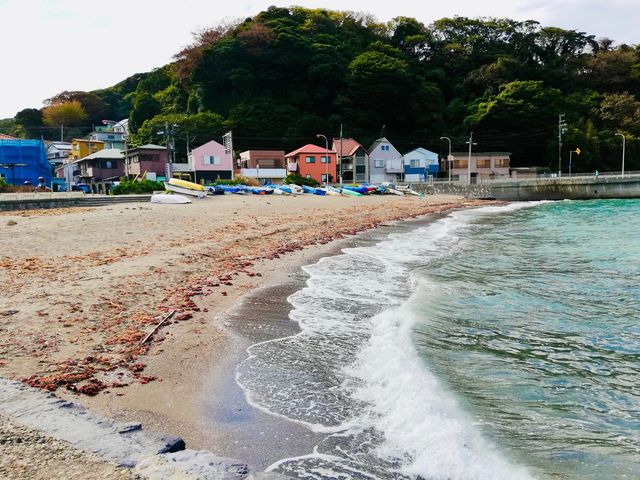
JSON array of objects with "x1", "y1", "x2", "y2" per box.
[{"x1": 240, "y1": 202, "x2": 543, "y2": 479}]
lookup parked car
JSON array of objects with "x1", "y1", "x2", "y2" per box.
[{"x1": 71, "y1": 183, "x2": 92, "y2": 193}]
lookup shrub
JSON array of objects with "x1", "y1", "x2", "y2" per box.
[
  {"x1": 284, "y1": 174, "x2": 319, "y2": 187},
  {"x1": 0, "y1": 177, "x2": 7, "y2": 193},
  {"x1": 112, "y1": 179, "x2": 165, "y2": 195},
  {"x1": 208, "y1": 175, "x2": 259, "y2": 186}
]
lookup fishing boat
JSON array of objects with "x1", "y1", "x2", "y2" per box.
[
  {"x1": 343, "y1": 185, "x2": 369, "y2": 195},
  {"x1": 150, "y1": 193, "x2": 191, "y2": 204},
  {"x1": 340, "y1": 187, "x2": 363, "y2": 197},
  {"x1": 164, "y1": 182, "x2": 206, "y2": 198}
]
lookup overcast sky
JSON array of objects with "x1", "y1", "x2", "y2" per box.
[{"x1": 0, "y1": 0, "x2": 637, "y2": 119}]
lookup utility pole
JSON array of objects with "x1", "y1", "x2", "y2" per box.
[
  {"x1": 339, "y1": 123, "x2": 344, "y2": 185},
  {"x1": 222, "y1": 131, "x2": 234, "y2": 179},
  {"x1": 558, "y1": 114, "x2": 567, "y2": 176},
  {"x1": 440, "y1": 136, "x2": 452, "y2": 182},
  {"x1": 466, "y1": 132, "x2": 477, "y2": 185},
  {"x1": 615, "y1": 133, "x2": 626, "y2": 178},
  {"x1": 60, "y1": 124, "x2": 64, "y2": 142}
]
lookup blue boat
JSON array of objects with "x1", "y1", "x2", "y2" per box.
[{"x1": 302, "y1": 185, "x2": 326, "y2": 196}]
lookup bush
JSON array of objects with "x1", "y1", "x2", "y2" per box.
[
  {"x1": 208, "y1": 175, "x2": 259, "y2": 186},
  {"x1": 112, "y1": 179, "x2": 165, "y2": 195},
  {"x1": 284, "y1": 174, "x2": 319, "y2": 187},
  {"x1": 0, "y1": 177, "x2": 7, "y2": 193}
]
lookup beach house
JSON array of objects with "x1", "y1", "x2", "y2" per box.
[
  {"x1": 188, "y1": 139, "x2": 234, "y2": 182},
  {"x1": 70, "y1": 148, "x2": 124, "y2": 192},
  {"x1": 238, "y1": 150, "x2": 287, "y2": 184},
  {"x1": 285, "y1": 144, "x2": 337, "y2": 184},
  {"x1": 125, "y1": 144, "x2": 168, "y2": 180},
  {"x1": 332, "y1": 138, "x2": 368, "y2": 183},
  {"x1": 403, "y1": 148, "x2": 439, "y2": 182},
  {"x1": 368, "y1": 137, "x2": 403, "y2": 183},
  {"x1": 449, "y1": 152, "x2": 511, "y2": 183}
]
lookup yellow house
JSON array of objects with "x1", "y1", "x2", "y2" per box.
[{"x1": 67, "y1": 139, "x2": 105, "y2": 162}]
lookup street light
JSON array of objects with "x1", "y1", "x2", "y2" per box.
[
  {"x1": 466, "y1": 132, "x2": 477, "y2": 186},
  {"x1": 440, "y1": 136, "x2": 452, "y2": 182},
  {"x1": 102, "y1": 119, "x2": 128, "y2": 178},
  {"x1": 569, "y1": 149, "x2": 580, "y2": 175},
  {"x1": 316, "y1": 134, "x2": 329, "y2": 186},
  {"x1": 615, "y1": 133, "x2": 626, "y2": 178}
]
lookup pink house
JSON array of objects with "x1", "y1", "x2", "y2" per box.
[{"x1": 189, "y1": 139, "x2": 234, "y2": 182}]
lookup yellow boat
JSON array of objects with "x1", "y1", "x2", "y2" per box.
[{"x1": 167, "y1": 178, "x2": 204, "y2": 192}]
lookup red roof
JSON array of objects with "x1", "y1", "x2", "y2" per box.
[
  {"x1": 0, "y1": 133, "x2": 17, "y2": 140},
  {"x1": 331, "y1": 138, "x2": 364, "y2": 157},
  {"x1": 285, "y1": 143, "x2": 336, "y2": 158}
]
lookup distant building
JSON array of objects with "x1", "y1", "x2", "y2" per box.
[
  {"x1": 88, "y1": 125, "x2": 126, "y2": 150},
  {"x1": 368, "y1": 137, "x2": 403, "y2": 183},
  {"x1": 70, "y1": 148, "x2": 124, "y2": 192},
  {"x1": 449, "y1": 152, "x2": 511, "y2": 183},
  {"x1": 125, "y1": 144, "x2": 168, "y2": 180},
  {"x1": 285, "y1": 144, "x2": 337, "y2": 184},
  {"x1": 238, "y1": 150, "x2": 287, "y2": 184},
  {"x1": 69, "y1": 138, "x2": 104, "y2": 161},
  {"x1": 0, "y1": 133, "x2": 17, "y2": 140},
  {"x1": 188, "y1": 139, "x2": 234, "y2": 182},
  {"x1": 403, "y1": 148, "x2": 439, "y2": 182},
  {"x1": 0, "y1": 139, "x2": 51, "y2": 186},
  {"x1": 46, "y1": 141, "x2": 72, "y2": 166},
  {"x1": 332, "y1": 138, "x2": 368, "y2": 183}
]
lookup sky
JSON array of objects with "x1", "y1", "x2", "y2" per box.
[{"x1": 0, "y1": 0, "x2": 637, "y2": 119}]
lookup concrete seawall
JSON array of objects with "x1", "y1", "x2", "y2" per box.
[{"x1": 410, "y1": 175, "x2": 640, "y2": 201}]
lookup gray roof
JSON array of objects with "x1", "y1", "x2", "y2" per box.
[
  {"x1": 131, "y1": 144, "x2": 166, "y2": 150},
  {"x1": 451, "y1": 152, "x2": 512, "y2": 156},
  {"x1": 70, "y1": 148, "x2": 124, "y2": 164},
  {"x1": 369, "y1": 137, "x2": 392, "y2": 152}
]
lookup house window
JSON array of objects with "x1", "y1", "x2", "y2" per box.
[
  {"x1": 476, "y1": 159, "x2": 491, "y2": 168},
  {"x1": 410, "y1": 159, "x2": 420, "y2": 168},
  {"x1": 454, "y1": 160, "x2": 468, "y2": 168},
  {"x1": 320, "y1": 156, "x2": 331, "y2": 163},
  {"x1": 305, "y1": 156, "x2": 315, "y2": 163},
  {"x1": 381, "y1": 145, "x2": 390, "y2": 151},
  {"x1": 306, "y1": 174, "x2": 312, "y2": 178},
  {"x1": 374, "y1": 160, "x2": 384, "y2": 168},
  {"x1": 321, "y1": 174, "x2": 328, "y2": 182},
  {"x1": 204, "y1": 155, "x2": 221, "y2": 165},
  {"x1": 101, "y1": 160, "x2": 116, "y2": 169},
  {"x1": 495, "y1": 158, "x2": 509, "y2": 167}
]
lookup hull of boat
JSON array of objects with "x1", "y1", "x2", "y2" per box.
[
  {"x1": 150, "y1": 193, "x2": 192, "y2": 204},
  {"x1": 164, "y1": 183, "x2": 206, "y2": 198}
]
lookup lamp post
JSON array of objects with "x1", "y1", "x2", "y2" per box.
[
  {"x1": 102, "y1": 119, "x2": 128, "y2": 178},
  {"x1": 316, "y1": 134, "x2": 329, "y2": 186},
  {"x1": 615, "y1": 133, "x2": 626, "y2": 178},
  {"x1": 440, "y1": 136, "x2": 452, "y2": 182},
  {"x1": 466, "y1": 132, "x2": 477, "y2": 185},
  {"x1": 569, "y1": 149, "x2": 579, "y2": 175}
]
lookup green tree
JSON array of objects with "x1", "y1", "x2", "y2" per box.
[{"x1": 13, "y1": 108, "x2": 44, "y2": 138}]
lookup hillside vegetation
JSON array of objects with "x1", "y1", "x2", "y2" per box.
[{"x1": 5, "y1": 7, "x2": 640, "y2": 171}]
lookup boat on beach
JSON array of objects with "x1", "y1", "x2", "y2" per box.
[
  {"x1": 164, "y1": 182, "x2": 206, "y2": 198},
  {"x1": 150, "y1": 193, "x2": 192, "y2": 204}
]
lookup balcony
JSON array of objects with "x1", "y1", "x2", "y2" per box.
[
  {"x1": 240, "y1": 168, "x2": 287, "y2": 179},
  {"x1": 170, "y1": 161, "x2": 193, "y2": 172},
  {"x1": 287, "y1": 162, "x2": 298, "y2": 172}
]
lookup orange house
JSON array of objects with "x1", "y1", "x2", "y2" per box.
[{"x1": 285, "y1": 144, "x2": 337, "y2": 184}]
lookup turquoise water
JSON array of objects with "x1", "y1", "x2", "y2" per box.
[
  {"x1": 239, "y1": 199, "x2": 639, "y2": 479},
  {"x1": 413, "y1": 199, "x2": 640, "y2": 478}
]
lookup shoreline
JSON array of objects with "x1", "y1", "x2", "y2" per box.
[{"x1": 0, "y1": 194, "x2": 493, "y2": 476}]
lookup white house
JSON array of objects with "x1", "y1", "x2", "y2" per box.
[{"x1": 368, "y1": 137, "x2": 403, "y2": 183}]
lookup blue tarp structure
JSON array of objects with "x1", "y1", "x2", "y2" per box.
[{"x1": 0, "y1": 139, "x2": 51, "y2": 186}]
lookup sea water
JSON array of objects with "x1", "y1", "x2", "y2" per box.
[{"x1": 237, "y1": 199, "x2": 640, "y2": 479}]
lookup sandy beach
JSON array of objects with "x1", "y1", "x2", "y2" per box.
[{"x1": 0, "y1": 193, "x2": 488, "y2": 476}]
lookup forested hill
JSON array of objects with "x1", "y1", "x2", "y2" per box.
[{"x1": 6, "y1": 7, "x2": 640, "y2": 171}]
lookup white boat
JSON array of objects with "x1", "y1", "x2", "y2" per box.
[
  {"x1": 164, "y1": 182, "x2": 206, "y2": 198},
  {"x1": 150, "y1": 193, "x2": 192, "y2": 204}
]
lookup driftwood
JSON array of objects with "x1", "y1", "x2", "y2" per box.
[{"x1": 139, "y1": 310, "x2": 176, "y2": 346}]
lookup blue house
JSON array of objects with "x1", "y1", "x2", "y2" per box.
[
  {"x1": 403, "y1": 148, "x2": 439, "y2": 182},
  {"x1": 0, "y1": 139, "x2": 52, "y2": 186}
]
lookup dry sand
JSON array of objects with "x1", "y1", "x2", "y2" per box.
[{"x1": 0, "y1": 193, "x2": 488, "y2": 474}]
